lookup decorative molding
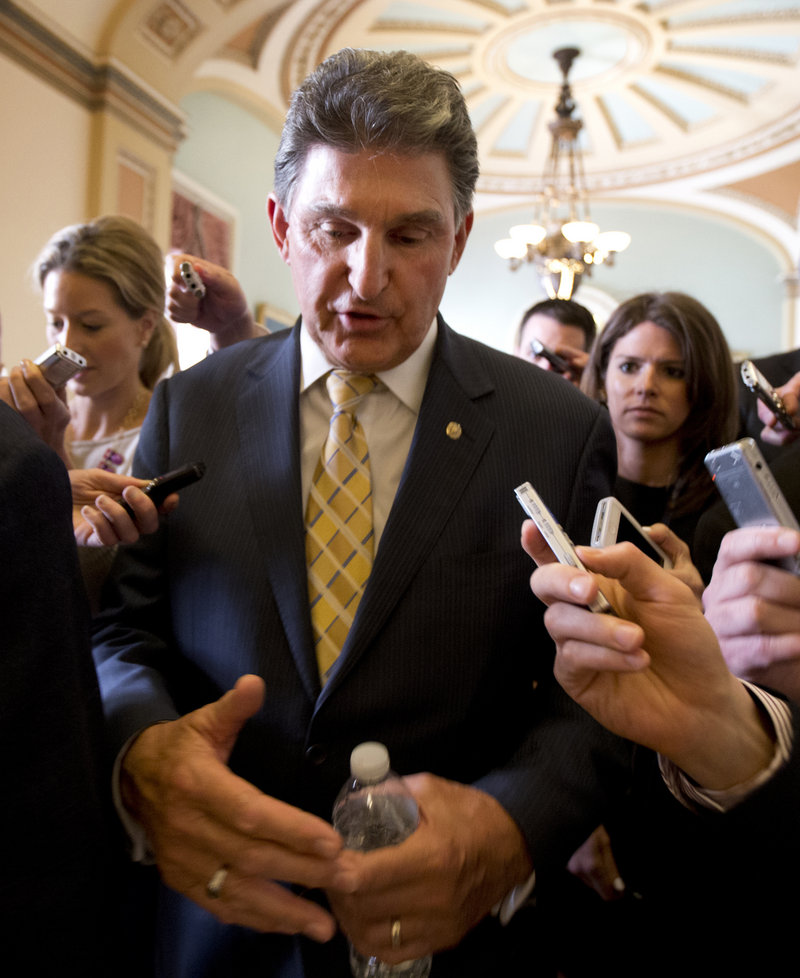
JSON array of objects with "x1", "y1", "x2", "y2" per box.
[
  {"x1": 140, "y1": 0, "x2": 202, "y2": 60},
  {"x1": 0, "y1": 1, "x2": 186, "y2": 151}
]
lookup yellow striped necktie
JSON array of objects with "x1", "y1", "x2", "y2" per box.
[{"x1": 305, "y1": 371, "x2": 378, "y2": 682}]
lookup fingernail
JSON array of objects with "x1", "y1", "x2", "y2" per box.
[
  {"x1": 304, "y1": 920, "x2": 335, "y2": 943},
  {"x1": 568, "y1": 576, "x2": 591, "y2": 599},
  {"x1": 313, "y1": 837, "x2": 342, "y2": 859}
]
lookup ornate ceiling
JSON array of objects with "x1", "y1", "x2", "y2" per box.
[{"x1": 182, "y1": 0, "x2": 800, "y2": 206}]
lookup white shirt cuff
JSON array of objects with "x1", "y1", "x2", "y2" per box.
[{"x1": 659, "y1": 682, "x2": 793, "y2": 812}]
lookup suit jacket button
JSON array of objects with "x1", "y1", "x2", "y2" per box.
[{"x1": 305, "y1": 744, "x2": 328, "y2": 766}]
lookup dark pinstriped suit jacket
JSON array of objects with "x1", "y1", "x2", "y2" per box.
[{"x1": 92, "y1": 318, "x2": 628, "y2": 976}]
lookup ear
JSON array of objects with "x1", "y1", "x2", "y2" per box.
[
  {"x1": 139, "y1": 308, "x2": 158, "y2": 348},
  {"x1": 449, "y1": 211, "x2": 474, "y2": 275},
  {"x1": 267, "y1": 194, "x2": 291, "y2": 264}
]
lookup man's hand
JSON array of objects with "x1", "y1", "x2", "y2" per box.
[
  {"x1": 327, "y1": 775, "x2": 532, "y2": 964},
  {"x1": 703, "y1": 525, "x2": 800, "y2": 702},
  {"x1": 120, "y1": 675, "x2": 344, "y2": 940},
  {"x1": 521, "y1": 521, "x2": 775, "y2": 791},
  {"x1": 165, "y1": 253, "x2": 267, "y2": 350},
  {"x1": 70, "y1": 468, "x2": 167, "y2": 546}
]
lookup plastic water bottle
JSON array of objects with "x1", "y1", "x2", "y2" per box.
[{"x1": 332, "y1": 742, "x2": 432, "y2": 978}]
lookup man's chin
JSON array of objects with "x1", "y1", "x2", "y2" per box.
[{"x1": 324, "y1": 338, "x2": 407, "y2": 374}]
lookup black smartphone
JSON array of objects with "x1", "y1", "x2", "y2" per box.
[
  {"x1": 740, "y1": 359, "x2": 797, "y2": 430},
  {"x1": 33, "y1": 343, "x2": 87, "y2": 386},
  {"x1": 121, "y1": 461, "x2": 206, "y2": 519},
  {"x1": 529, "y1": 338, "x2": 570, "y2": 374}
]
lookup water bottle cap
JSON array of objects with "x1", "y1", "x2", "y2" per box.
[{"x1": 350, "y1": 741, "x2": 390, "y2": 783}]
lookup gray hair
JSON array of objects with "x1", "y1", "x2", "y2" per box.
[
  {"x1": 34, "y1": 215, "x2": 179, "y2": 389},
  {"x1": 274, "y1": 48, "x2": 479, "y2": 223}
]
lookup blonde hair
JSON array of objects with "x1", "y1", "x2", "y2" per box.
[{"x1": 34, "y1": 215, "x2": 179, "y2": 388}]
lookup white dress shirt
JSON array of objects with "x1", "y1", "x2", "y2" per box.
[{"x1": 299, "y1": 318, "x2": 437, "y2": 550}]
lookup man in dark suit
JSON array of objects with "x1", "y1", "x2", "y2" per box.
[
  {"x1": 0, "y1": 401, "x2": 114, "y2": 973},
  {"x1": 91, "y1": 48, "x2": 623, "y2": 977}
]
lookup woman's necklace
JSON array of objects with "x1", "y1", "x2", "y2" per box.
[{"x1": 117, "y1": 386, "x2": 150, "y2": 433}]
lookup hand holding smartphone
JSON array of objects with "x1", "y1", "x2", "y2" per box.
[
  {"x1": 33, "y1": 343, "x2": 86, "y2": 387},
  {"x1": 121, "y1": 461, "x2": 206, "y2": 520},
  {"x1": 740, "y1": 359, "x2": 797, "y2": 431},
  {"x1": 704, "y1": 437, "x2": 800, "y2": 574},
  {"x1": 515, "y1": 481, "x2": 612, "y2": 612},
  {"x1": 529, "y1": 338, "x2": 570, "y2": 374}
]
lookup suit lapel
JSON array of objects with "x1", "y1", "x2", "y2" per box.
[
  {"x1": 236, "y1": 327, "x2": 322, "y2": 701},
  {"x1": 322, "y1": 321, "x2": 496, "y2": 696}
]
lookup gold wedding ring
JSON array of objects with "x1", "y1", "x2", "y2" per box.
[
  {"x1": 206, "y1": 865, "x2": 229, "y2": 899},
  {"x1": 391, "y1": 918, "x2": 402, "y2": 949}
]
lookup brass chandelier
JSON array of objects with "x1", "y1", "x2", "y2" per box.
[{"x1": 494, "y1": 47, "x2": 630, "y2": 300}]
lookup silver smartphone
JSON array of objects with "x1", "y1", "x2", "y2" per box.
[
  {"x1": 33, "y1": 343, "x2": 87, "y2": 386},
  {"x1": 740, "y1": 359, "x2": 797, "y2": 431},
  {"x1": 591, "y1": 497, "x2": 672, "y2": 569},
  {"x1": 515, "y1": 481, "x2": 612, "y2": 613},
  {"x1": 704, "y1": 437, "x2": 800, "y2": 574},
  {"x1": 179, "y1": 260, "x2": 206, "y2": 298}
]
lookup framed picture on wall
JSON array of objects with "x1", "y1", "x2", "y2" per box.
[
  {"x1": 169, "y1": 173, "x2": 239, "y2": 367},
  {"x1": 255, "y1": 301, "x2": 295, "y2": 333},
  {"x1": 170, "y1": 171, "x2": 237, "y2": 268}
]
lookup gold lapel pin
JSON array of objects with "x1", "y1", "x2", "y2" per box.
[{"x1": 446, "y1": 421, "x2": 462, "y2": 440}]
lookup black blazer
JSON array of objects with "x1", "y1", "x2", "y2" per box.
[{"x1": 0, "y1": 404, "x2": 115, "y2": 974}]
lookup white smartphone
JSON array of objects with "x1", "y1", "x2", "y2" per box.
[
  {"x1": 33, "y1": 343, "x2": 87, "y2": 386},
  {"x1": 591, "y1": 497, "x2": 672, "y2": 569},
  {"x1": 179, "y1": 260, "x2": 206, "y2": 299},
  {"x1": 740, "y1": 359, "x2": 796, "y2": 431},
  {"x1": 704, "y1": 437, "x2": 800, "y2": 574},
  {"x1": 515, "y1": 481, "x2": 612, "y2": 613}
]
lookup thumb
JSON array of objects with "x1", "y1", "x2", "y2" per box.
[{"x1": 199, "y1": 673, "x2": 265, "y2": 764}]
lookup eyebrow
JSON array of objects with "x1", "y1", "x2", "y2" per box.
[
  {"x1": 612, "y1": 353, "x2": 685, "y2": 366},
  {"x1": 44, "y1": 307, "x2": 108, "y2": 318},
  {"x1": 307, "y1": 203, "x2": 447, "y2": 228}
]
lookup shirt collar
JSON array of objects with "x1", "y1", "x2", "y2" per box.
[{"x1": 299, "y1": 318, "x2": 438, "y2": 415}]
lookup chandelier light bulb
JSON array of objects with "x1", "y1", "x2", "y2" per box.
[
  {"x1": 509, "y1": 223, "x2": 547, "y2": 245},
  {"x1": 561, "y1": 220, "x2": 599, "y2": 244},
  {"x1": 593, "y1": 230, "x2": 631, "y2": 253},
  {"x1": 494, "y1": 238, "x2": 528, "y2": 260}
]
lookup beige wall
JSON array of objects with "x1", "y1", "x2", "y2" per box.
[{"x1": 0, "y1": 54, "x2": 92, "y2": 366}]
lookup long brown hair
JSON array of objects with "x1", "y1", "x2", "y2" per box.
[{"x1": 581, "y1": 291, "x2": 738, "y2": 518}]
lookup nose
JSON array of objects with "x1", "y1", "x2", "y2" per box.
[
  {"x1": 635, "y1": 363, "x2": 658, "y2": 395},
  {"x1": 347, "y1": 233, "x2": 389, "y2": 300},
  {"x1": 53, "y1": 321, "x2": 81, "y2": 355}
]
